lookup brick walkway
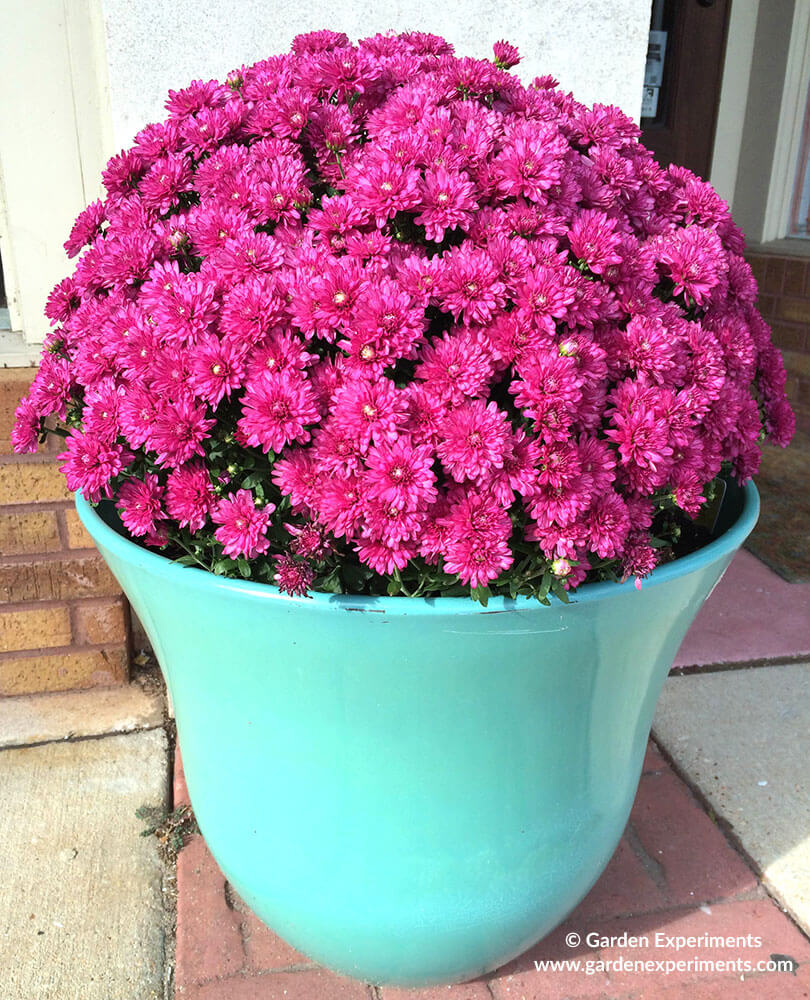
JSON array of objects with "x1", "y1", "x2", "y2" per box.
[{"x1": 173, "y1": 744, "x2": 810, "y2": 999}]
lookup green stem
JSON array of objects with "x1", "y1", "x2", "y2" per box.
[
  {"x1": 172, "y1": 536, "x2": 213, "y2": 572},
  {"x1": 333, "y1": 148, "x2": 345, "y2": 180}
]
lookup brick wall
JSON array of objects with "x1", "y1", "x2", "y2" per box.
[
  {"x1": 0, "y1": 369, "x2": 130, "y2": 696},
  {"x1": 746, "y1": 252, "x2": 810, "y2": 433}
]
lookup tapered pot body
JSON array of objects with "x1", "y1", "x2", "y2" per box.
[{"x1": 76, "y1": 482, "x2": 758, "y2": 986}]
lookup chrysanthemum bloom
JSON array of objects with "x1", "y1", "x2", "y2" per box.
[
  {"x1": 14, "y1": 30, "x2": 794, "y2": 601},
  {"x1": 11, "y1": 397, "x2": 40, "y2": 454},
  {"x1": 365, "y1": 437, "x2": 437, "y2": 510},
  {"x1": 58, "y1": 432, "x2": 129, "y2": 502},
  {"x1": 165, "y1": 462, "x2": 215, "y2": 531},
  {"x1": 285, "y1": 521, "x2": 332, "y2": 560},
  {"x1": 436, "y1": 400, "x2": 511, "y2": 482},
  {"x1": 148, "y1": 396, "x2": 216, "y2": 468},
  {"x1": 212, "y1": 490, "x2": 274, "y2": 558},
  {"x1": 117, "y1": 474, "x2": 165, "y2": 537},
  {"x1": 273, "y1": 553, "x2": 315, "y2": 597},
  {"x1": 238, "y1": 372, "x2": 319, "y2": 453}
]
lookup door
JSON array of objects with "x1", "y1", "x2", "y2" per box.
[{"x1": 640, "y1": 0, "x2": 732, "y2": 177}]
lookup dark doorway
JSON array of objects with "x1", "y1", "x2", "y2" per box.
[{"x1": 640, "y1": 0, "x2": 732, "y2": 178}]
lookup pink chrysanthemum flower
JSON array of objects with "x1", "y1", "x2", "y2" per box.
[
  {"x1": 28, "y1": 356, "x2": 73, "y2": 422},
  {"x1": 344, "y1": 157, "x2": 421, "y2": 224},
  {"x1": 583, "y1": 491, "x2": 631, "y2": 558},
  {"x1": 656, "y1": 226, "x2": 727, "y2": 306},
  {"x1": 437, "y1": 400, "x2": 511, "y2": 482},
  {"x1": 273, "y1": 553, "x2": 315, "y2": 596},
  {"x1": 13, "y1": 30, "x2": 794, "y2": 602},
  {"x1": 238, "y1": 372, "x2": 319, "y2": 453},
  {"x1": 212, "y1": 490, "x2": 274, "y2": 559},
  {"x1": 64, "y1": 200, "x2": 106, "y2": 258},
  {"x1": 165, "y1": 462, "x2": 215, "y2": 532},
  {"x1": 492, "y1": 40, "x2": 520, "y2": 69},
  {"x1": 493, "y1": 123, "x2": 568, "y2": 202},
  {"x1": 117, "y1": 474, "x2": 165, "y2": 538},
  {"x1": 415, "y1": 166, "x2": 478, "y2": 242},
  {"x1": 354, "y1": 537, "x2": 416, "y2": 576},
  {"x1": 139, "y1": 153, "x2": 194, "y2": 214},
  {"x1": 285, "y1": 521, "x2": 331, "y2": 560},
  {"x1": 58, "y1": 432, "x2": 128, "y2": 502},
  {"x1": 331, "y1": 378, "x2": 407, "y2": 449},
  {"x1": 443, "y1": 534, "x2": 513, "y2": 588},
  {"x1": 621, "y1": 534, "x2": 660, "y2": 585},
  {"x1": 438, "y1": 245, "x2": 506, "y2": 325},
  {"x1": 510, "y1": 351, "x2": 583, "y2": 441},
  {"x1": 221, "y1": 276, "x2": 286, "y2": 347},
  {"x1": 568, "y1": 210, "x2": 623, "y2": 276},
  {"x1": 11, "y1": 397, "x2": 40, "y2": 454},
  {"x1": 364, "y1": 436, "x2": 437, "y2": 510},
  {"x1": 188, "y1": 336, "x2": 246, "y2": 405},
  {"x1": 148, "y1": 395, "x2": 215, "y2": 468},
  {"x1": 416, "y1": 331, "x2": 493, "y2": 405},
  {"x1": 315, "y1": 473, "x2": 365, "y2": 537}
]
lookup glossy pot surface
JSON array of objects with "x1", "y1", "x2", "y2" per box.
[{"x1": 76, "y1": 482, "x2": 759, "y2": 986}]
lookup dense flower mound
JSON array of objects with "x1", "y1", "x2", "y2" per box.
[{"x1": 14, "y1": 31, "x2": 794, "y2": 602}]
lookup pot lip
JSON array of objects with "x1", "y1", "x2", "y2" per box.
[{"x1": 75, "y1": 480, "x2": 760, "y2": 615}]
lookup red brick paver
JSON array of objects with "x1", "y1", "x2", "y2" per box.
[
  {"x1": 673, "y1": 550, "x2": 810, "y2": 669},
  {"x1": 173, "y1": 746, "x2": 808, "y2": 999}
]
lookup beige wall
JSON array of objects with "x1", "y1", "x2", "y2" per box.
[{"x1": 99, "y1": 0, "x2": 651, "y2": 149}]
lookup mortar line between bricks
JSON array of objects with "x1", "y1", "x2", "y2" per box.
[
  {"x1": 648, "y1": 734, "x2": 810, "y2": 947},
  {"x1": 0, "y1": 640, "x2": 127, "y2": 662},
  {"x1": 1, "y1": 595, "x2": 122, "y2": 613},
  {"x1": 187, "y1": 964, "x2": 323, "y2": 989},
  {"x1": 55, "y1": 506, "x2": 70, "y2": 549},
  {"x1": 0, "y1": 721, "x2": 167, "y2": 753},
  {"x1": 0, "y1": 453, "x2": 69, "y2": 466},
  {"x1": 222, "y1": 877, "x2": 253, "y2": 975},
  {"x1": 625, "y1": 820, "x2": 667, "y2": 892},
  {"x1": 0, "y1": 500, "x2": 74, "y2": 515},
  {"x1": 671, "y1": 653, "x2": 810, "y2": 675},
  {"x1": 1, "y1": 596, "x2": 89, "y2": 612},
  {"x1": 0, "y1": 545, "x2": 98, "y2": 564}
]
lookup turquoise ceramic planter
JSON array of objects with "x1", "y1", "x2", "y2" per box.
[{"x1": 77, "y1": 481, "x2": 758, "y2": 986}]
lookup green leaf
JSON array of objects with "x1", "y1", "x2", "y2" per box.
[
  {"x1": 237, "y1": 557, "x2": 252, "y2": 579},
  {"x1": 470, "y1": 585, "x2": 491, "y2": 607},
  {"x1": 318, "y1": 567, "x2": 344, "y2": 594},
  {"x1": 387, "y1": 578, "x2": 402, "y2": 596},
  {"x1": 341, "y1": 563, "x2": 374, "y2": 591}
]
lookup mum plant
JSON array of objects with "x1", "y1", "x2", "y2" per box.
[{"x1": 13, "y1": 30, "x2": 794, "y2": 604}]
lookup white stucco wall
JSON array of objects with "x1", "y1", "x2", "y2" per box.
[{"x1": 100, "y1": 0, "x2": 650, "y2": 148}]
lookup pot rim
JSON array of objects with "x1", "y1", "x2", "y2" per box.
[{"x1": 75, "y1": 480, "x2": 760, "y2": 616}]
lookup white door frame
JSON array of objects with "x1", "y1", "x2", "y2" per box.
[{"x1": 0, "y1": 0, "x2": 113, "y2": 362}]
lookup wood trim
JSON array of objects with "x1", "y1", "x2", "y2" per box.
[
  {"x1": 710, "y1": 0, "x2": 761, "y2": 205},
  {"x1": 762, "y1": 3, "x2": 810, "y2": 241},
  {"x1": 0, "y1": 0, "x2": 113, "y2": 357}
]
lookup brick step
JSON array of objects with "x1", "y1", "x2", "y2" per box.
[
  {"x1": 0, "y1": 646, "x2": 128, "y2": 696},
  {"x1": 0, "y1": 367, "x2": 36, "y2": 455}
]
